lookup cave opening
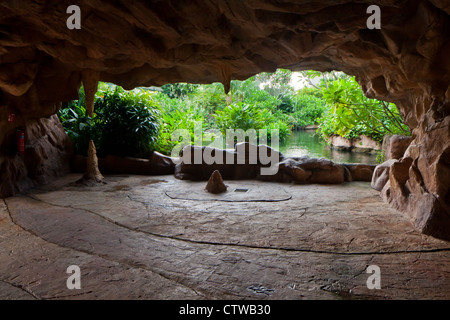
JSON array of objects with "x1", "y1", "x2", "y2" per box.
[{"x1": 0, "y1": 0, "x2": 449, "y2": 300}]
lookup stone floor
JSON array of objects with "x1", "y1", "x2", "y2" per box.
[{"x1": 1, "y1": 174, "x2": 450, "y2": 300}]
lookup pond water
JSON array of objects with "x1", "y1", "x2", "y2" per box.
[{"x1": 279, "y1": 130, "x2": 379, "y2": 165}]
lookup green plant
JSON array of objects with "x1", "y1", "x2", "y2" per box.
[
  {"x1": 214, "y1": 102, "x2": 266, "y2": 133},
  {"x1": 213, "y1": 102, "x2": 290, "y2": 143},
  {"x1": 185, "y1": 82, "x2": 227, "y2": 116},
  {"x1": 291, "y1": 94, "x2": 327, "y2": 128},
  {"x1": 153, "y1": 98, "x2": 206, "y2": 155},
  {"x1": 317, "y1": 75, "x2": 410, "y2": 142},
  {"x1": 58, "y1": 86, "x2": 95, "y2": 156},
  {"x1": 267, "y1": 120, "x2": 292, "y2": 143},
  {"x1": 376, "y1": 150, "x2": 386, "y2": 164},
  {"x1": 94, "y1": 86, "x2": 161, "y2": 158},
  {"x1": 161, "y1": 83, "x2": 199, "y2": 99},
  {"x1": 256, "y1": 69, "x2": 294, "y2": 98}
]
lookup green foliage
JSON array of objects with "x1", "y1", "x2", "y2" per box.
[
  {"x1": 214, "y1": 102, "x2": 268, "y2": 133},
  {"x1": 256, "y1": 69, "x2": 294, "y2": 98},
  {"x1": 237, "y1": 87, "x2": 282, "y2": 113},
  {"x1": 317, "y1": 75, "x2": 410, "y2": 142},
  {"x1": 59, "y1": 69, "x2": 409, "y2": 162},
  {"x1": 152, "y1": 93, "x2": 206, "y2": 155},
  {"x1": 291, "y1": 94, "x2": 327, "y2": 128},
  {"x1": 94, "y1": 87, "x2": 161, "y2": 158},
  {"x1": 161, "y1": 83, "x2": 199, "y2": 99},
  {"x1": 58, "y1": 84, "x2": 161, "y2": 158},
  {"x1": 296, "y1": 86, "x2": 323, "y2": 98},
  {"x1": 187, "y1": 82, "x2": 227, "y2": 122},
  {"x1": 267, "y1": 119, "x2": 292, "y2": 144},
  {"x1": 376, "y1": 150, "x2": 386, "y2": 164},
  {"x1": 58, "y1": 87, "x2": 92, "y2": 156},
  {"x1": 213, "y1": 102, "x2": 291, "y2": 143}
]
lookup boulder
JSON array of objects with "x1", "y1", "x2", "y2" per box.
[
  {"x1": 352, "y1": 135, "x2": 382, "y2": 152},
  {"x1": 205, "y1": 170, "x2": 228, "y2": 194},
  {"x1": 328, "y1": 135, "x2": 353, "y2": 151},
  {"x1": 344, "y1": 164, "x2": 377, "y2": 182},
  {"x1": 175, "y1": 144, "x2": 281, "y2": 181},
  {"x1": 329, "y1": 135, "x2": 381, "y2": 152},
  {"x1": 284, "y1": 157, "x2": 346, "y2": 184},
  {"x1": 371, "y1": 159, "x2": 398, "y2": 191},
  {"x1": 383, "y1": 135, "x2": 414, "y2": 160},
  {"x1": 277, "y1": 159, "x2": 312, "y2": 183},
  {"x1": 307, "y1": 164, "x2": 345, "y2": 184},
  {"x1": 176, "y1": 145, "x2": 347, "y2": 185}
]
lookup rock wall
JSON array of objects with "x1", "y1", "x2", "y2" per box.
[
  {"x1": 0, "y1": 114, "x2": 73, "y2": 197},
  {"x1": 382, "y1": 135, "x2": 414, "y2": 160},
  {"x1": 0, "y1": 0, "x2": 449, "y2": 238},
  {"x1": 174, "y1": 144, "x2": 371, "y2": 184},
  {"x1": 328, "y1": 135, "x2": 382, "y2": 152}
]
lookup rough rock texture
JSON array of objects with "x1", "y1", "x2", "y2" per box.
[
  {"x1": 275, "y1": 156, "x2": 346, "y2": 184},
  {"x1": 382, "y1": 135, "x2": 414, "y2": 160},
  {"x1": 2, "y1": 174, "x2": 450, "y2": 300},
  {"x1": 329, "y1": 135, "x2": 382, "y2": 152},
  {"x1": 205, "y1": 170, "x2": 228, "y2": 194},
  {"x1": 344, "y1": 163, "x2": 376, "y2": 182},
  {"x1": 174, "y1": 144, "x2": 282, "y2": 181},
  {"x1": 175, "y1": 144, "x2": 360, "y2": 184},
  {"x1": 371, "y1": 159, "x2": 398, "y2": 191},
  {"x1": 76, "y1": 140, "x2": 105, "y2": 185},
  {"x1": 0, "y1": 1, "x2": 449, "y2": 238},
  {"x1": 0, "y1": 115, "x2": 72, "y2": 197}
]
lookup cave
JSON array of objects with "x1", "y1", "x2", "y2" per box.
[{"x1": 0, "y1": 0, "x2": 449, "y2": 300}]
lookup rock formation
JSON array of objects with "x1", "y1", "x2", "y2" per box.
[
  {"x1": 371, "y1": 159, "x2": 398, "y2": 191},
  {"x1": 382, "y1": 135, "x2": 414, "y2": 160},
  {"x1": 76, "y1": 140, "x2": 105, "y2": 185},
  {"x1": 0, "y1": 114, "x2": 72, "y2": 196},
  {"x1": 205, "y1": 170, "x2": 228, "y2": 194},
  {"x1": 175, "y1": 143, "x2": 373, "y2": 184},
  {"x1": 72, "y1": 151, "x2": 175, "y2": 175},
  {"x1": 328, "y1": 135, "x2": 382, "y2": 153},
  {"x1": 0, "y1": 1, "x2": 449, "y2": 238}
]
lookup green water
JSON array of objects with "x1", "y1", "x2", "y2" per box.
[{"x1": 279, "y1": 130, "x2": 378, "y2": 165}]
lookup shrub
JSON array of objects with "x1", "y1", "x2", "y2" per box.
[
  {"x1": 161, "y1": 83, "x2": 199, "y2": 99},
  {"x1": 188, "y1": 82, "x2": 227, "y2": 116},
  {"x1": 292, "y1": 94, "x2": 327, "y2": 128},
  {"x1": 213, "y1": 102, "x2": 291, "y2": 144},
  {"x1": 153, "y1": 94, "x2": 206, "y2": 155},
  {"x1": 94, "y1": 86, "x2": 161, "y2": 158},
  {"x1": 317, "y1": 76, "x2": 410, "y2": 142},
  {"x1": 59, "y1": 84, "x2": 161, "y2": 158},
  {"x1": 58, "y1": 87, "x2": 92, "y2": 156},
  {"x1": 214, "y1": 102, "x2": 267, "y2": 133}
]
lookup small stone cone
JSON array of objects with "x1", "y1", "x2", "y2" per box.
[{"x1": 205, "y1": 170, "x2": 227, "y2": 194}]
